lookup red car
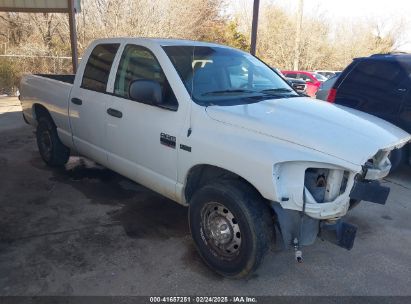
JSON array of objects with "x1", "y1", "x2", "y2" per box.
[{"x1": 281, "y1": 71, "x2": 327, "y2": 97}]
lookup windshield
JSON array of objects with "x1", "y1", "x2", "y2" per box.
[
  {"x1": 313, "y1": 73, "x2": 327, "y2": 82},
  {"x1": 162, "y1": 45, "x2": 299, "y2": 106}
]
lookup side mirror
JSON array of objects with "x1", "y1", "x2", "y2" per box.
[{"x1": 129, "y1": 80, "x2": 163, "y2": 105}]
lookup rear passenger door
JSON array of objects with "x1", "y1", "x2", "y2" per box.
[
  {"x1": 69, "y1": 43, "x2": 120, "y2": 166},
  {"x1": 336, "y1": 60, "x2": 408, "y2": 125}
]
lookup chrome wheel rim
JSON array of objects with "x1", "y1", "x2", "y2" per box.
[{"x1": 201, "y1": 202, "x2": 241, "y2": 259}]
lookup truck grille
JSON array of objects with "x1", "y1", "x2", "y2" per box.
[{"x1": 292, "y1": 84, "x2": 306, "y2": 92}]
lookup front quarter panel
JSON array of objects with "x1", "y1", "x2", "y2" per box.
[{"x1": 177, "y1": 105, "x2": 361, "y2": 217}]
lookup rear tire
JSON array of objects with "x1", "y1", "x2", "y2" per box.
[
  {"x1": 188, "y1": 180, "x2": 274, "y2": 278},
  {"x1": 36, "y1": 116, "x2": 70, "y2": 167}
]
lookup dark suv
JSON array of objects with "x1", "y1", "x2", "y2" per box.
[{"x1": 324, "y1": 53, "x2": 411, "y2": 170}]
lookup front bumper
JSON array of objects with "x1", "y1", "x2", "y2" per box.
[
  {"x1": 271, "y1": 203, "x2": 358, "y2": 250},
  {"x1": 350, "y1": 179, "x2": 390, "y2": 205},
  {"x1": 271, "y1": 178, "x2": 390, "y2": 250}
]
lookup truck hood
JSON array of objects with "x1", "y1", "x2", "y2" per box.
[{"x1": 205, "y1": 97, "x2": 411, "y2": 166}]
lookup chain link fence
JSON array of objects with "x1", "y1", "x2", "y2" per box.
[{"x1": 0, "y1": 55, "x2": 74, "y2": 95}]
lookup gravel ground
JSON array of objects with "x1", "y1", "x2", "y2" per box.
[{"x1": 0, "y1": 97, "x2": 410, "y2": 296}]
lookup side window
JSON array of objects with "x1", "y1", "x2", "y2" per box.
[
  {"x1": 306, "y1": 75, "x2": 313, "y2": 82},
  {"x1": 286, "y1": 73, "x2": 297, "y2": 79},
  {"x1": 114, "y1": 45, "x2": 178, "y2": 108},
  {"x1": 298, "y1": 74, "x2": 309, "y2": 81},
  {"x1": 81, "y1": 44, "x2": 120, "y2": 92}
]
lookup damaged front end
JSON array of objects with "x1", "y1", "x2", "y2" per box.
[{"x1": 271, "y1": 147, "x2": 397, "y2": 260}]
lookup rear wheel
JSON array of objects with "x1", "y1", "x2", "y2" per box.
[
  {"x1": 188, "y1": 180, "x2": 274, "y2": 278},
  {"x1": 36, "y1": 116, "x2": 70, "y2": 167}
]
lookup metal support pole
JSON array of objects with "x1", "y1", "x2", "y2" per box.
[
  {"x1": 68, "y1": 0, "x2": 78, "y2": 73},
  {"x1": 250, "y1": 0, "x2": 260, "y2": 56},
  {"x1": 293, "y1": 0, "x2": 304, "y2": 70}
]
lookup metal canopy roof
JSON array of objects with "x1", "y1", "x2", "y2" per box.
[
  {"x1": 0, "y1": 0, "x2": 80, "y2": 13},
  {"x1": 0, "y1": 0, "x2": 80, "y2": 72},
  {"x1": 0, "y1": 0, "x2": 261, "y2": 73}
]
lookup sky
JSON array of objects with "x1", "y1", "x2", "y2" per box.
[{"x1": 232, "y1": 0, "x2": 411, "y2": 51}]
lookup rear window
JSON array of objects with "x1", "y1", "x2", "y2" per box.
[
  {"x1": 81, "y1": 44, "x2": 120, "y2": 93},
  {"x1": 341, "y1": 60, "x2": 407, "y2": 92}
]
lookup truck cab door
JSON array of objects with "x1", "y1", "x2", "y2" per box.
[
  {"x1": 69, "y1": 43, "x2": 120, "y2": 166},
  {"x1": 105, "y1": 43, "x2": 187, "y2": 200}
]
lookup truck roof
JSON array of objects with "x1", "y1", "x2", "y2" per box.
[
  {"x1": 91, "y1": 37, "x2": 232, "y2": 49},
  {"x1": 354, "y1": 53, "x2": 411, "y2": 62}
]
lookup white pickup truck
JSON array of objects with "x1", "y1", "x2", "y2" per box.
[{"x1": 20, "y1": 38, "x2": 411, "y2": 278}]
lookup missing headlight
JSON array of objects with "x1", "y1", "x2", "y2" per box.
[
  {"x1": 305, "y1": 168, "x2": 329, "y2": 203},
  {"x1": 305, "y1": 168, "x2": 349, "y2": 203}
]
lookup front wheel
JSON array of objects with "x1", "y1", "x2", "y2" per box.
[{"x1": 188, "y1": 180, "x2": 274, "y2": 278}]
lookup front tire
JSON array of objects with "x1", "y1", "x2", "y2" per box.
[
  {"x1": 349, "y1": 199, "x2": 361, "y2": 210},
  {"x1": 36, "y1": 116, "x2": 70, "y2": 167},
  {"x1": 188, "y1": 180, "x2": 274, "y2": 278},
  {"x1": 389, "y1": 147, "x2": 406, "y2": 173}
]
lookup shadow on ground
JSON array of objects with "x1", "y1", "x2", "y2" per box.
[{"x1": 32, "y1": 155, "x2": 190, "y2": 241}]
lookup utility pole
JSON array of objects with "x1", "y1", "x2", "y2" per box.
[
  {"x1": 250, "y1": 0, "x2": 260, "y2": 56},
  {"x1": 293, "y1": 0, "x2": 303, "y2": 70}
]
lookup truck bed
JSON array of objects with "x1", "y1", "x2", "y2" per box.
[
  {"x1": 35, "y1": 74, "x2": 75, "y2": 84},
  {"x1": 20, "y1": 74, "x2": 74, "y2": 134}
]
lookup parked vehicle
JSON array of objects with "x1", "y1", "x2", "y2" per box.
[
  {"x1": 281, "y1": 70, "x2": 326, "y2": 97},
  {"x1": 19, "y1": 38, "x2": 410, "y2": 278},
  {"x1": 315, "y1": 75, "x2": 338, "y2": 100},
  {"x1": 314, "y1": 70, "x2": 341, "y2": 79},
  {"x1": 324, "y1": 53, "x2": 411, "y2": 170},
  {"x1": 272, "y1": 68, "x2": 307, "y2": 94}
]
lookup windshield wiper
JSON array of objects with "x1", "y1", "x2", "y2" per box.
[
  {"x1": 260, "y1": 88, "x2": 293, "y2": 93},
  {"x1": 202, "y1": 89, "x2": 257, "y2": 96}
]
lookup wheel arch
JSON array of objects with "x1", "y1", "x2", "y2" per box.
[
  {"x1": 184, "y1": 164, "x2": 264, "y2": 204},
  {"x1": 32, "y1": 103, "x2": 55, "y2": 126}
]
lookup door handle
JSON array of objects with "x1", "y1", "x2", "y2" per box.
[
  {"x1": 107, "y1": 108, "x2": 123, "y2": 118},
  {"x1": 71, "y1": 97, "x2": 82, "y2": 105}
]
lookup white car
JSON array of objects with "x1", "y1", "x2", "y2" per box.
[
  {"x1": 19, "y1": 38, "x2": 411, "y2": 278},
  {"x1": 314, "y1": 70, "x2": 341, "y2": 79}
]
